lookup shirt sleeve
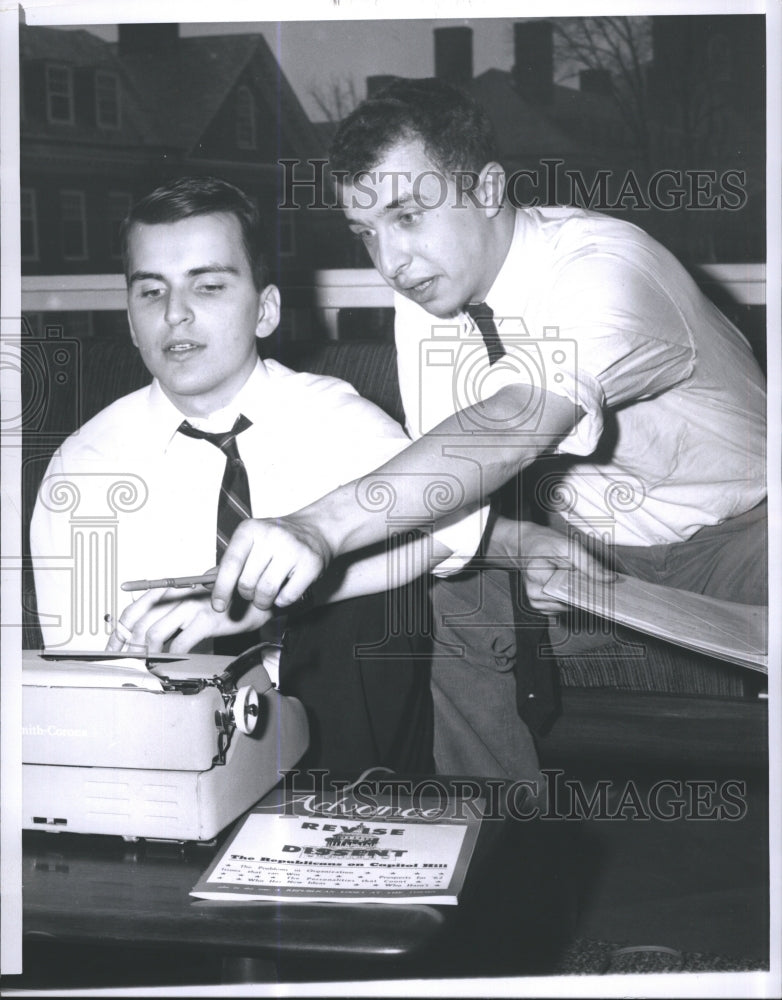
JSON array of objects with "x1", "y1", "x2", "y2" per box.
[
  {"x1": 529, "y1": 250, "x2": 696, "y2": 457},
  {"x1": 292, "y1": 373, "x2": 485, "y2": 576}
]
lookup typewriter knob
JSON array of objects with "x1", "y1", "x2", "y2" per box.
[{"x1": 233, "y1": 684, "x2": 260, "y2": 735}]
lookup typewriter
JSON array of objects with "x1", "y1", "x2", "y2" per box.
[{"x1": 22, "y1": 646, "x2": 309, "y2": 841}]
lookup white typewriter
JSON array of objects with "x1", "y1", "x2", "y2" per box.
[{"x1": 22, "y1": 646, "x2": 309, "y2": 842}]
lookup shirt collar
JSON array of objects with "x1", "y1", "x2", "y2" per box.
[
  {"x1": 148, "y1": 358, "x2": 271, "y2": 450},
  {"x1": 480, "y1": 208, "x2": 533, "y2": 319}
]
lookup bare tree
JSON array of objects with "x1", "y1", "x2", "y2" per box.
[
  {"x1": 553, "y1": 16, "x2": 653, "y2": 163},
  {"x1": 308, "y1": 75, "x2": 362, "y2": 123}
]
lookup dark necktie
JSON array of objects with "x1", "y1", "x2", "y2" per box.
[
  {"x1": 464, "y1": 306, "x2": 559, "y2": 735},
  {"x1": 178, "y1": 415, "x2": 254, "y2": 657},
  {"x1": 466, "y1": 301, "x2": 506, "y2": 366},
  {"x1": 178, "y1": 415, "x2": 253, "y2": 562}
]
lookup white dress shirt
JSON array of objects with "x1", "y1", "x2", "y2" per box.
[
  {"x1": 31, "y1": 359, "x2": 416, "y2": 650},
  {"x1": 395, "y1": 206, "x2": 766, "y2": 548}
]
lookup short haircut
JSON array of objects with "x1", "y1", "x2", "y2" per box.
[
  {"x1": 121, "y1": 176, "x2": 269, "y2": 290},
  {"x1": 329, "y1": 77, "x2": 500, "y2": 181}
]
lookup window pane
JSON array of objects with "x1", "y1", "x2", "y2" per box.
[
  {"x1": 61, "y1": 191, "x2": 87, "y2": 259},
  {"x1": 46, "y1": 65, "x2": 73, "y2": 123}
]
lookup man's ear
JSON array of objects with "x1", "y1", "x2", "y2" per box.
[
  {"x1": 255, "y1": 284, "x2": 281, "y2": 339},
  {"x1": 476, "y1": 162, "x2": 507, "y2": 219}
]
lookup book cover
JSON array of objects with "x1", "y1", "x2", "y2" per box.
[
  {"x1": 190, "y1": 781, "x2": 485, "y2": 905},
  {"x1": 542, "y1": 569, "x2": 768, "y2": 672}
]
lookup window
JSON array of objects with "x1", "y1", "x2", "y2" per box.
[
  {"x1": 61, "y1": 191, "x2": 87, "y2": 260},
  {"x1": 108, "y1": 192, "x2": 131, "y2": 258},
  {"x1": 236, "y1": 86, "x2": 257, "y2": 149},
  {"x1": 95, "y1": 72, "x2": 120, "y2": 129},
  {"x1": 21, "y1": 189, "x2": 39, "y2": 261},
  {"x1": 46, "y1": 65, "x2": 74, "y2": 124}
]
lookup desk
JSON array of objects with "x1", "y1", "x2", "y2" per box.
[{"x1": 17, "y1": 776, "x2": 577, "y2": 989}]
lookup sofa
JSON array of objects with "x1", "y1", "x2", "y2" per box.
[{"x1": 21, "y1": 332, "x2": 767, "y2": 768}]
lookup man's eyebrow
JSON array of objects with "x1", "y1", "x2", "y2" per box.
[
  {"x1": 188, "y1": 264, "x2": 240, "y2": 278},
  {"x1": 384, "y1": 193, "x2": 416, "y2": 213},
  {"x1": 129, "y1": 269, "x2": 163, "y2": 285},
  {"x1": 129, "y1": 264, "x2": 240, "y2": 284},
  {"x1": 343, "y1": 193, "x2": 416, "y2": 226}
]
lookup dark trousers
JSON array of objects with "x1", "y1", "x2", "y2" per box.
[
  {"x1": 545, "y1": 500, "x2": 768, "y2": 658},
  {"x1": 601, "y1": 500, "x2": 768, "y2": 605},
  {"x1": 279, "y1": 588, "x2": 434, "y2": 775}
]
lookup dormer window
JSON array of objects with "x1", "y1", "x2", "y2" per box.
[
  {"x1": 96, "y1": 72, "x2": 120, "y2": 129},
  {"x1": 46, "y1": 64, "x2": 74, "y2": 124},
  {"x1": 236, "y1": 86, "x2": 257, "y2": 150}
]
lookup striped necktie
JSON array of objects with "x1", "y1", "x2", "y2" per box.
[
  {"x1": 466, "y1": 301, "x2": 505, "y2": 366},
  {"x1": 178, "y1": 415, "x2": 253, "y2": 562}
]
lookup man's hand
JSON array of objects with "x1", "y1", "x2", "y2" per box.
[
  {"x1": 106, "y1": 583, "x2": 272, "y2": 654},
  {"x1": 522, "y1": 522, "x2": 615, "y2": 614},
  {"x1": 487, "y1": 517, "x2": 615, "y2": 614},
  {"x1": 210, "y1": 514, "x2": 332, "y2": 613}
]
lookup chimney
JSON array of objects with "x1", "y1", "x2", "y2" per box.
[
  {"x1": 367, "y1": 75, "x2": 399, "y2": 97},
  {"x1": 434, "y1": 26, "x2": 473, "y2": 86},
  {"x1": 513, "y1": 20, "x2": 553, "y2": 104},
  {"x1": 118, "y1": 23, "x2": 180, "y2": 57},
  {"x1": 579, "y1": 68, "x2": 613, "y2": 97}
]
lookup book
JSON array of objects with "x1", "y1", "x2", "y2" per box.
[
  {"x1": 542, "y1": 569, "x2": 768, "y2": 673},
  {"x1": 190, "y1": 780, "x2": 485, "y2": 905}
]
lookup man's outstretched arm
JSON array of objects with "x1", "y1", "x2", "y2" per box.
[
  {"x1": 212, "y1": 384, "x2": 581, "y2": 612},
  {"x1": 109, "y1": 516, "x2": 609, "y2": 654}
]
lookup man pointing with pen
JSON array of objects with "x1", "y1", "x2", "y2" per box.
[
  {"x1": 32, "y1": 173, "x2": 601, "y2": 780},
  {"x1": 210, "y1": 79, "x2": 766, "y2": 618},
  {"x1": 204, "y1": 78, "x2": 766, "y2": 781}
]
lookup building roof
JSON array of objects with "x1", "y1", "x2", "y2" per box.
[
  {"x1": 468, "y1": 66, "x2": 640, "y2": 174},
  {"x1": 20, "y1": 24, "x2": 324, "y2": 160},
  {"x1": 20, "y1": 25, "x2": 151, "y2": 147},
  {"x1": 117, "y1": 33, "x2": 255, "y2": 150},
  {"x1": 19, "y1": 24, "x2": 117, "y2": 68},
  {"x1": 469, "y1": 69, "x2": 584, "y2": 162}
]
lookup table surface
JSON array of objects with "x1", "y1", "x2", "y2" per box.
[{"x1": 21, "y1": 774, "x2": 577, "y2": 981}]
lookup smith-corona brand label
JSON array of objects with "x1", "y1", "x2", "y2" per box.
[{"x1": 22, "y1": 724, "x2": 92, "y2": 738}]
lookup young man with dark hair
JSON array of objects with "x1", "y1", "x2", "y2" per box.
[
  {"x1": 207, "y1": 78, "x2": 767, "y2": 780},
  {"x1": 32, "y1": 175, "x2": 441, "y2": 772}
]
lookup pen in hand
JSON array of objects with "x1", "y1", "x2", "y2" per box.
[
  {"x1": 121, "y1": 572, "x2": 217, "y2": 592},
  {"x1": 120, "y1": 572, "x2": 315, "y2": 615}
]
